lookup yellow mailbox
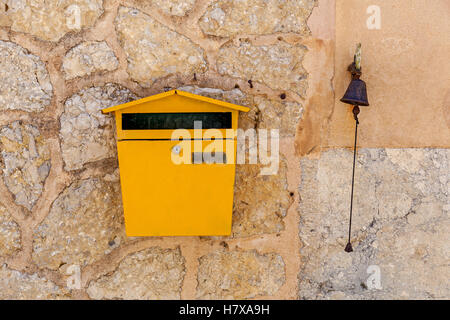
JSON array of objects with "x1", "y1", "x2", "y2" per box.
[{"x1": 102, "y1": 89, "x2": 249, "y2": 236}]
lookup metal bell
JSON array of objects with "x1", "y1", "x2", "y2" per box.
[{"x1": 340, "y1": 76, "x2": 369, "y2": 107}]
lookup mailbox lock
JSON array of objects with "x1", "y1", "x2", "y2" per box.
[{"x1": 172, "y1": 145, "x2": 182, "y2": 155}]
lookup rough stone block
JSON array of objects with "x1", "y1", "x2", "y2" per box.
[
  {"x1": 0, "y1": 205, "x2": 21, "y2": 260},
  {"x1": 200, "y1": 0, "x2": 316, "y2": 37},
  {"x1": 60, "y1": 83, "x2": 137, "y2": 171},
  {"x1": 0, "y1": 265, "x2": 67, "y2": 299},
  {"x1": 0, "y1": 121, "x2": 50, "y2": 210},
  {"x1": 178, "y1": 86, "x2": 303, "y2": 136},
  {"x1": 32, "y1": 175, "x2": 126, "y2": 270},
  {"x1": 135, "y1": 0, "x2": 195, "y2": 16},
  {"x1": 298, "y1": 148, "x2": 449, "y2": 299},
  {"x1": 0, "y1": 0, "x2": 103, "y2": 42}
]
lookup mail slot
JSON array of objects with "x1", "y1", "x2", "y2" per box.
[{"x1": 102, "y1": 89, "x2": 249, "y2": 236}]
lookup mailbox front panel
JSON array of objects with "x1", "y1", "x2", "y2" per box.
[{"x1": 117, "y1": 139, "x2": 236, "y2": 236}]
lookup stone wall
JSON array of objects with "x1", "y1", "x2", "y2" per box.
[
  {"x1": 0, "y1": 0, "x2": 448, "y2": 300},
  {"x1": 295, "y1": 0, "x2": 449, "y2": 300}
]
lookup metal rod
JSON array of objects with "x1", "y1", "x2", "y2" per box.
[{"x1": 345, "y1": 106, "x2": 359, "y2": 253}]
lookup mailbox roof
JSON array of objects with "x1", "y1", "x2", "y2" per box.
[{"x1": 101, "y1": 89, "x2": 250, "y2": 114}]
